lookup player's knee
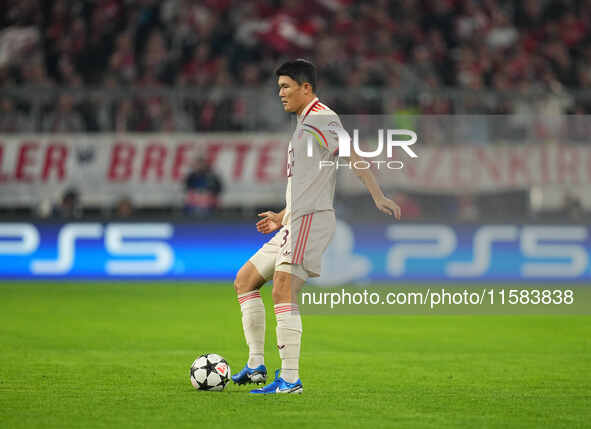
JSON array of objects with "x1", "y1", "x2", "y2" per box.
[
  {"x1": 233, "y1": 276, "x2": 242, "y2": 294},
  {"x1": 234, "y1": 264, "x2": 261, "y2": 295},
  {"x1": 233, "y1": 269, "x2": 248, "y2": 295},
  {"x1": 234, "y1": 274, "x2": 250, "y2": 295},
  {"x1": 271, "y1": 272, "x2": 292, "y2": 303}
]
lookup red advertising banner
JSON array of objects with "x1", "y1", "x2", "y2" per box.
[
  {"x1": 0, "y1": 135, "x2": 589, "y2": 207},
  {"x1": 0, "y1": 134, "x2": 288, "y2": 207}
]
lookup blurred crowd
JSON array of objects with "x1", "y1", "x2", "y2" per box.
[{"x1": 1, "y1": 0, "x2": 591, "y2": 133}]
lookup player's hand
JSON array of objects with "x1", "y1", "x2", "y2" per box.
[
  {"x1": 375, "y1": 196, "x2": 401, "y2": 220},
  {"x1": 256, "y1": 211, "x2": 283, "y2": 234}
]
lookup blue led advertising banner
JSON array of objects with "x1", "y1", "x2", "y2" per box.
[{"x1": 0, "y1": 221, "x2": 589, "y2": 282}]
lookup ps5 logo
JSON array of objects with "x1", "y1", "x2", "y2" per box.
[
  {"x1": 386, "y1": 225, "x2": 588, "y2": 278},
  {"x1": 0, "y1": 223, "x2": 174, "y2": 275}
]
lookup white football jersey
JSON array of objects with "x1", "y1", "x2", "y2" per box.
[{"x1": 283, "y1": 97, "x2": 343, "y2": 225}]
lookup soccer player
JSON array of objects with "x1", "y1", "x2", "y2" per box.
[{"x1": 231, "y1": 59, "x2": 401, "y2": 394}]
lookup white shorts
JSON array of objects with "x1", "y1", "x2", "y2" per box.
[{"x1": 249, "y1": 210, "x2": 336, "y2": 282}]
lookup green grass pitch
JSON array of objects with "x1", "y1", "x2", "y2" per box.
[{"x1": 1, "y1": 282, "x2": 590, "y2": 428}]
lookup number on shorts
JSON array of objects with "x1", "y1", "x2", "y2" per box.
[{"x1": 281, "y1": 229, "x2": 289, "y2": 247}]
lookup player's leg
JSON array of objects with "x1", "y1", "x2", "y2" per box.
[
  {"x1": 251, "y1": 213, "x2": 333, "y2": 394},
  {"x1": 232, "y1": 233, "x2": 281, "y2": 385},
  {"x1": 234, "y1": 261, "x2": 266, "y2": 294},
  {"x1": 272, "y1": 267, "x2": 306, "y2": 384},
  {"x1": 250, "y1": 266, "x2": 306, "y2": 394},
  {"x1": 234, "y1": 261, "x2": 266, "y2": 369}
]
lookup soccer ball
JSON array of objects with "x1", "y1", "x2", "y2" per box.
[{"x1": 190, "y1": 354, "x2": 231, "y2": 391}]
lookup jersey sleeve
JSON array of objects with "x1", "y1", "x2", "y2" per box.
[{"x1": 302, "y1": 112, "x2": 344, "y2": 157}]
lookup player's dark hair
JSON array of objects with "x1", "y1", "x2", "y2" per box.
[{"x1": 275, "y1": 59, "x2": 317, "y2": 92}]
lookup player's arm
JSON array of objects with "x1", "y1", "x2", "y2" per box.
[
  {"x1": 349, "y1": 151, "x2": 401, "y2": 219},
  {"x1": 256, "y1": 208, "x2": 285, "y2": 234},
  {"x1": 312, "y1": 112, "x2": 401, "y2": 219}
]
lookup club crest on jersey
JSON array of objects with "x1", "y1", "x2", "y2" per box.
[{"x1": 327, "y1": 121, "x2": 339, "y2": 138}]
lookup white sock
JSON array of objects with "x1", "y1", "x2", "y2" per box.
[
  {"x1": 274, "y1": 303, "x2": 302, "y2": 383},
  {"x1": 238, "y1": 290, "x2": 265, "y2": 368}
]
